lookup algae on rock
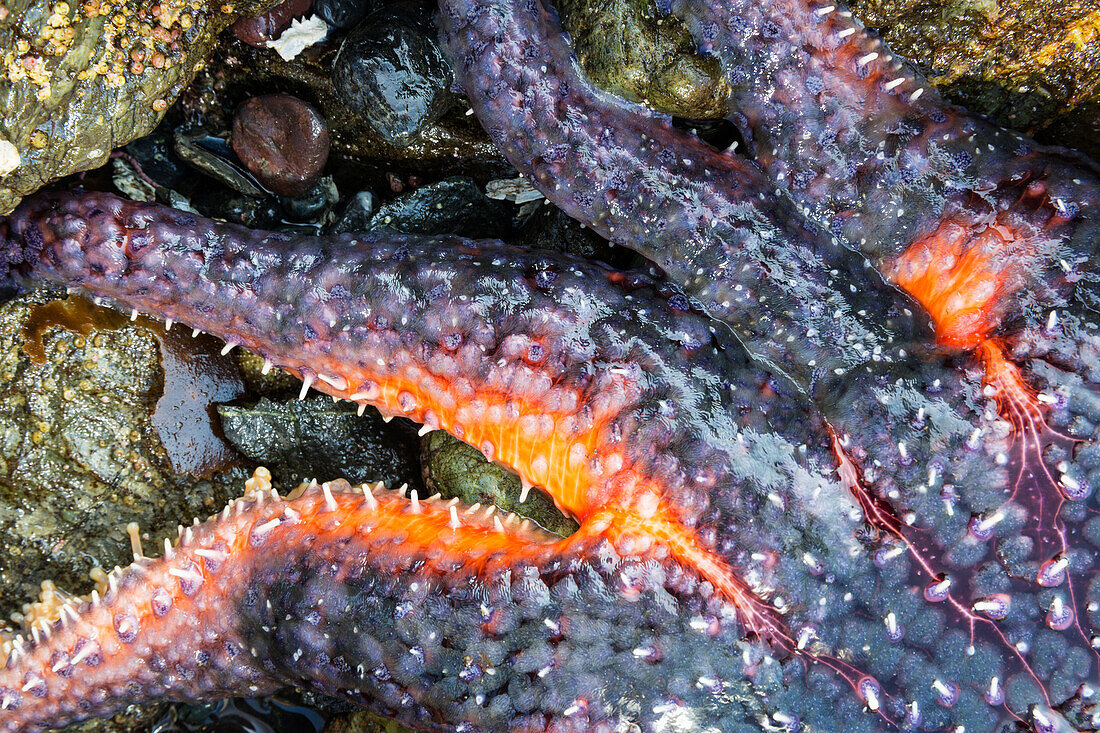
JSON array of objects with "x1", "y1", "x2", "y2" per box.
[
  {"x1": 0, "y1": 0, "x2": 278, "y2": 215},
  {"x1": 0, "y1": 291, "x2": 246, "y2": 619},
  {"x1": 557, "y1": 0, "x2": 731, "y2": 119},
  {"x1": 848, "y1": 0, "x2": 1100, "y2": 155}
]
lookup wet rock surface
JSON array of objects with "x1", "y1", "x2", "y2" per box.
[
  {"x1": 0, "y1": 291, "x2": 247, "y2": 620},
  {"x1": 217, "y1": 396, "x2": 422, "y2": 490},
  {"x1": 332, "y1": 2, "x2": 454, "y2": 145},
  {"x1": 231, "y1": 94, "x2": 330, "y2": 196},
  {"x1": 515, "y1": 199, "x2": 641, "y2": 267},
  {"x1": 0, "y1": 0, "x2": 279, "y2": 215}
]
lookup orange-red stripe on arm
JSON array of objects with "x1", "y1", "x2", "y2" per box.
[
  {"x1": 889, "y1": 218, "x2": 1023, "y2": 351},
  {"x1": 280, "y1": 357, "x2": 644, "y2": 523},
  {"x1": 580, "y1": 500, "x2": 790, "y2": 643}
]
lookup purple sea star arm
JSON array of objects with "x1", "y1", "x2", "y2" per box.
[
  {"x1": 437, "y1": 0, "x2": 932, "y2": 399},
  {"x1": 671, "y1": 0, "x2": 1100, "y2": 349},
  {"x1": 0, "y1": 475, "x2": 770, "y2": 732},
  {"x1": 0, "y1": 192, "x2": 871, "y2": 731}
]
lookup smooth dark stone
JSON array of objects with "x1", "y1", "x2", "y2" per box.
[
  {"x1": 332, "y1": 3, "x2": 454, "y2": 146},
  {"x1": 313, "y1": 0, "x2": 380, "y2": 30},
  {"x1": 233, "y1": 0, "x2": 314, "y2": 46},
  {"x1": 278, "y1": 179, "x2": 339, "y2": 222},
  {"x1": 231, "y1": 94, "x2": 330, "y2": 197}
]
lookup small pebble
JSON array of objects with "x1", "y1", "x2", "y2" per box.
[
  {"x1": 233, "y1": 0, "x2": 313, "y2": 46},
  {"x1": 332, "y1": 4, "x2": 453, "y2": 146},
  {"x1": 231, "y1": 94, "x2": 330, "y2": 197},
  {"x1": 279, "y1": 177, "x2": 338, "y2": 222},
  {"x1": 329, "y1": 190, "x2": 377, "y2": 234}
]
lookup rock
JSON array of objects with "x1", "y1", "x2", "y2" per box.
[
  {"x1": 368, "y1": 176, "x2": 511, "y2": 238},
  {"x1": 313, "y1": 0, "x2": 380, "y2": 31},
  {"x1": 324, "y1": 709, "x2": 414, "y2": 733},
  {"x1": 176, "y1": 130, "x2": 269, "y2": 198},
  {"x1": 332, "y1": 2, "x2": 454, "y2": 146},
  {"x1": 278, "y1": 176, "x2": 339, "y2": 223},
  {"x1": 188, "y1": 189, "x2": 280, "y2": 228},
  {"x1": 421, "y1": 431, "x2": 579, "y2": 538},
  {"x1": 328, "y1": 189, "x2": 376, "y2": 234},
  {"x1": 557, "y1": 0, "x2": 730, "y2": 119},
  {"x1": 847, "y1": 0, "x2": 1100, "y2": 158},
  {"x1": 0, "y1": 291, "x2": 247, "y2": 620},
  {"x1": 124, "y1": 130, "x2": 192, "y2": 194},
  {"x1": 0, "y1": 0, "x2": 281, "y2": 215},
  {"x1": 231, "y1": 94, "x2": 330, "y2": 196},
  {"x1": 516, "y1": 201, "x2": 640, "y2": 268},
  {"x1": 208, "y1": 40, "x2": 512, "y2": 187},
  {"x1": 217, "y1": 396, "x2": 422, "y2": 491},
  {"x1": 232, "y1": 0, "x2": 313, "y2": 46}
]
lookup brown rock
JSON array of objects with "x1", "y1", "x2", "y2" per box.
[
  {"x1": 232, "y1": 0, "x2": 314, "y2": 46},
  {"x1": 231, "y1": 93, "x2": 330, "y2": 196}
]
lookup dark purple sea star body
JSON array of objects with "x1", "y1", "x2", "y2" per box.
[
  {"x1": 437, "y1": 0, "x2": 1100, "y2": 729},
  {"x1": 0, "y1": 164, "x2": 1097, "y2": 733},
  {"x1": 0, "y1": 0, "x2": 1099, "y2": 728}
]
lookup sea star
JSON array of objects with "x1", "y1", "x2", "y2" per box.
[
  {"x1": 436, "y1": 0, "x2": 1100, "y2": 727},
  {"x1": 0, "y1": 0, "x2": 1095, "y2": 730},
  {"x1": 666, "y1": 0, "x2": 1100, "y2": 354},
  {"x1": 0, "y1": 169, "x2": 1094, "y2": 733},
  {"x1": 0, "y1": 191, "x2": 922, "y2": 730}
]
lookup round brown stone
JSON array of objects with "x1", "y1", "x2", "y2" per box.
[{"x1": 231, "y1": 93, "x2": 330, "y2": 197}]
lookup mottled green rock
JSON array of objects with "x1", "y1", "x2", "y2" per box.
[
  {"x1": 0, "y1": 0, "x2": 278, "y2": 215},
  {"x1": 557, "y1": 0, "x2": 730, "y2": 119},
  {"x1": 217, "y1": 396, "x2": 423, "y2": 491},
  {"x1": 0, "y1": 291, "x2": 245, "y2": 620},
  {"x1": 421, "y1": 431, "x2": 579, "y2": 538},
  {"x1": 849, "y1": 0, "x2": 1100, "y2": 156}
]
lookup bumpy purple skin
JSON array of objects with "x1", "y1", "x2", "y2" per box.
[
  {"x1": 0, "y1": 192, "x2": 897, "y2": 730},
  {"x1": 1, "y1": 192, "x2": 1098, "y2": 731},
  {"x1": 437, "y1": 0, "x2": 938, "y2": 398},
  {"x1": 669, "y1": 0, "x2": 1100, "y2": 340},
  {"x1": 435, "y1": 0, "x2": 1100, "y2": 729}
]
